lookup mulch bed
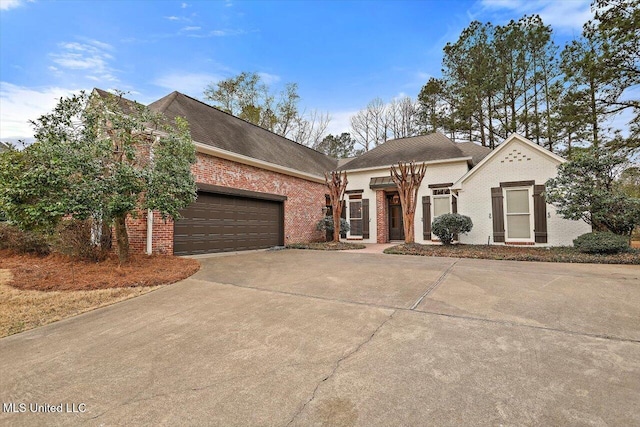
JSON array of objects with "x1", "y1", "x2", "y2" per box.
[
  {"x1": 286, "y1": 242, "x2": 366, "y2": 251},
  {"x1": 0, "y1": 250, "x2": 201, "y2": 291},
  {"x1": 384, "y1": 243, "x2": 640, "y2": 264}
]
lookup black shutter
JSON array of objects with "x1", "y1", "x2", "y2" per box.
[
  {"x1": 491, "y1": 187, "x2": 505, "y2": 243},
  {"x1": 422, "y1": 196, "x2": 431, "y2": 239},
  {"x1": 340, "y1": 200, "x2": 347, "y2": 239},
  {"x1": 533, "y1": 185, "x2": 548, "y2": 243},
  {"x1": 451, "y1": 195, "x2": 458, "y2": 241},
  {"x1": 362, "y1": 199, "x2": 370, "y2": 239}
]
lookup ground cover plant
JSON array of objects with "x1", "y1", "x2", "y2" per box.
[
  {"x1": 287, "y1": 242, "x2": 366, "y2": 251},
  {"x1": 384, "y1": 243, "x2": 639, "y2": 264}
]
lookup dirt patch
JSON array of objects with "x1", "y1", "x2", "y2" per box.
[
  {"x1": 0, "y1": 250, "x2": 200, "y2": 291},
  {"x1": 384, "y1": 243, "x2": 640, "y2": 264},
  {"x1": 286, "y1": 242, "x2": 366, "y2": 251}
]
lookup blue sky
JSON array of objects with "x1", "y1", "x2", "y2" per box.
[{"x1": 0, "y1": 0, "x2": 593, "y2": 142}]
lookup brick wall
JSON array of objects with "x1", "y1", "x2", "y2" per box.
[
  {"x1": 127, "y1": 152, "x2": 328, "y2": 255},
  {"x1": 376, "y1": 190, "x2": 389, "y2": 243}
]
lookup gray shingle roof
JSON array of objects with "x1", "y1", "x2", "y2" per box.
[
  {"x1": 456, "y1": 142, "x2": 491, "y2": 166},
  {"x1": 339, "y1": 133, "x2": 469, "y2": 170},
  {"x1": 148, "y1": 91, "x2": 338, "y2": 177}
]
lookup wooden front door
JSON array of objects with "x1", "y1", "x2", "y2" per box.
[{"x1": 388, "y1": 195, "x2": 404, "y2": 241}]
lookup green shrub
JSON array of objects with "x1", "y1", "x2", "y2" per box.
[
  {"x1": 431, "y1": 214, "x2": 473, "y2": 245},
  {"x1": 316, "y1": 216, "x2": 350, "y2": 234},
  {"x1": 0, "y1": 223, "x2": 50, "y2": 255},
  {"x1": 573, "y1": 232, "x2": 629, "y2": 254}
]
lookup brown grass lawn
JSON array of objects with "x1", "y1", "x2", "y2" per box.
[{"x1": 0, "y1": 250, "x2": 200, "y2": 337}]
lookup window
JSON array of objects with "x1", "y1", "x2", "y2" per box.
[
  {"x1": 349, "y1": 200, "x2": 362, "y2": 236},
  {"x1": 432, "y1": 189, "x2": 451, "y2": 219},
  {"x1": 504, "y1": 187, "x2": 532, "y2": 240}
]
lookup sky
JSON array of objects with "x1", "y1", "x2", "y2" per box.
[{"x1": 0, "y1": 0, "x2": 594, "y2": 143}]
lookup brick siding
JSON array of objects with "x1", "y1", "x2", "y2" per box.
[
  {"x1": 127, "y1": 152, "x2": 328, "y2": 255},
  {"x1": 376, "y1": 190, "x2": 389, "y2": 243}
]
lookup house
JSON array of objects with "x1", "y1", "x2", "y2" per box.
[
  {"x1": 100, "y1": 89, "x2": 589, "y2": 255},
  {"x1": 98, "y1": 89, "x2": 339, "y2": 256},
  {"x1": 338, "y1": 133, "x2": 591, "y2": 246}
]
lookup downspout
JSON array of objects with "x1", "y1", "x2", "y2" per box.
[{"x1": 146, "y1": 137, "x2": 158, "y2": 255}]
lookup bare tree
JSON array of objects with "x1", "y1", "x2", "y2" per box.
[
  {"x1": 292, "y1": 110, "x2": 331, "y2": 147},
  {"x1": 388, "y1": 96, "x2": 419, "y2": 139},
  {"x1": 350, "y1": 98, "x2": 390, "y2": 151},
  {"x1": 390, "y1": 161, "x2": 427, "y2": 244},
  {"x1": 324, "y1": 170, "x2": 348, "y2": 242}
]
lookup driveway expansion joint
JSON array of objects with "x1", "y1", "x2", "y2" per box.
[
  {"x1": 410, "y1": 258, "x2": 459, "y2": 310},
  {"x1": 285, "y1": 310, "x2": 396, "y2": 426}
]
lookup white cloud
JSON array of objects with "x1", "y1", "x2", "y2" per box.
[
  {"x1": 182, "y1": 26, "x2": 201, "y2": 31},
  {"x1": 325, "y1": 110, "x2": 357, "y2": 136},
  {"x1": 153, "y1": 72, "x2": 222, "y2": 96},
  {"x1": 258, "y1": 72, "x2": 280, "y2": 85},
  {"x1": 49, "y1": 39, "x2": 119, "y2": 83},
  {"x1": 181, "y1": 2, "x2": 188, "y2": 8},
  {"x1": 0, "y1": 83, "x2": 84, "y2": 140},
  {"x1": 479, "y1": 0, "x2": 592, "y2": 32},
  {"x1": 165, "y1": 15, "x2": 180, "y2": 21},
  {"x1": 0, "y1": 0, "x2": 30, "y2": 11}
]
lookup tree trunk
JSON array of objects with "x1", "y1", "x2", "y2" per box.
[
  {"x1": 114, "y1": 214, "x2": 130, "y2": 264},
  {"x1": 391, "y1": 162, "x2": 427, "y2": 245},
  {"x1": 325, "y1": 171, "x2": 348, "y2": 243},
  {"x1": 333, "y1": 208, "x2": 341, "y2": 242},
  {"x1": 100, "y1": 218, "x2": 113, "y2": 252}
]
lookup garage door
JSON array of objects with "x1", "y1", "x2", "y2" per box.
[{"x1": 174, "y1": 191, "x2": 284, "y2": 255}]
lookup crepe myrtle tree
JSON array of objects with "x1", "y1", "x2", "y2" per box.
[
  {"x1": 324, "y1": 170, "x2": 348, "y2": 242},
  {"x1": 391, "y1": 161, "x2": 427, "y2": 244},
  {"x1": 545, "y1": 147, "x2": 640, "y2": 240},
  {"x1": 0, "y1": 90, "x2": 197, "y2": 264}
]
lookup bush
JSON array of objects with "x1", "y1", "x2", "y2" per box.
[
  {"x1": 0, "y1": 223, "x2": 50, "y2": 255},
  {"x1": 573, "y1": 232, "x2": 629, "y2": 254},
  {"x1": 316, "y1": 216, "x2": 350, "y2": 234},
  {"x1": 431, "y1": 214, "x2": 473, "y2": 245},
  {"x1": 52, "y1": 219, "x2": 106, "y2": 261}
]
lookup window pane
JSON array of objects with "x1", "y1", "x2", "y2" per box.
[
  {"x1": 506, "y1": 189, "x2": 529, "y2": 213},
  {"x1": 433, "y1": 196, "x2": 450, "y2": 217},
  {"x1": 349, "y1": 201, "x2": 361, "y2": 219},
  {"x1": 507, "y1": 214, "x2": 531, "y2": 238}
]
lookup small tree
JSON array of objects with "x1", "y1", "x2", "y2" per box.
[
  {"x1": 432, "y1": 213, "x2": 473, "y2": 245},
  {"x1": 324, "y1": 170, "x2": 348, "y2": 242},
  {"x1": 0, "y1": 90, "x2": 197, "y2": 264},
  {"x1": 390, "y1": 161, "x2": 427, "y2": 244},
  {"x1": 545, "y1": 147, "x2": 640, "y2": 239}
]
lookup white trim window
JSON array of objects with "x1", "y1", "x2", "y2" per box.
[
  {"x1": 432, "y1": 188, "x2": 452, "y2": 219},
  {"x1": 503, "y1": 187, "x2": 534, "y2": 241}
]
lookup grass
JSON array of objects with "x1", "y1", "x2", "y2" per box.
[
  {"x1": 286, "y1": 241, "x2": 366, "y2": 250},
  {"x1": 0, "y1": 250, "x2": 200, "y2": 337},
  {"x1": 384, "y1": 243, "x2": 640, "y2": 264}
]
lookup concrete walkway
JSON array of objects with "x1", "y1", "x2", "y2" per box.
[{"x1": 1, "y1": 250, "x2": 639, "y2": 426}]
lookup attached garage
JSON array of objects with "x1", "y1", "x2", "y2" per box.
[{"x1": 173, "y1": 184, "x2": 285, "y2": 256}]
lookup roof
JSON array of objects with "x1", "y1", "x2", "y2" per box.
[
  {"x1": 148, "y1": 91, "x2": 338, "y2": 177},
  {"x1": 456, "y1": 142, "x2": 491, "y2": 166},
  {"x1": 92, "y1": 88, "x2": 147, "y2": 116},
  {"x1": 453, "y1": 133, "x2": 566, "y2": 189},
  {"x1": 338, "y1": 133, "x2": 469, "y2": 171}
]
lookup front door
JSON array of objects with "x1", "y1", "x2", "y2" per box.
[{"x1": 388, "y1": 195, "x2": 404, "y2": 241}]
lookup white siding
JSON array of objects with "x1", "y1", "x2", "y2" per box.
[
  {"x1": 343, "y1": 160, "x2": 470, "y2": 243},
  {"x1": 457, "y1": 137, "x2": 591, "y2": 246}
]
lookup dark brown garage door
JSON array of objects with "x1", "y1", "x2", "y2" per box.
[{"x1": 174, "y1": 191, "x2": 284, "y2": 255}]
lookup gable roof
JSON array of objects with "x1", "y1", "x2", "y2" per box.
[
  {"x1": 338, "y1": 133, "x2": 470, "y2": 171},
  {"x1": 452, "y1": 133, "x2": 566, "y2": 189},
  {"x1": 148, "y1": 91, "x2": 338, "y2": 177},
  {"x1": 456, "y1": 141, "x2": 491, "y2": 166}
]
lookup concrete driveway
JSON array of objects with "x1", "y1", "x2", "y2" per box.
[{"x1": 1, "y1": 250, "x2": 639, "y2": 426}]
